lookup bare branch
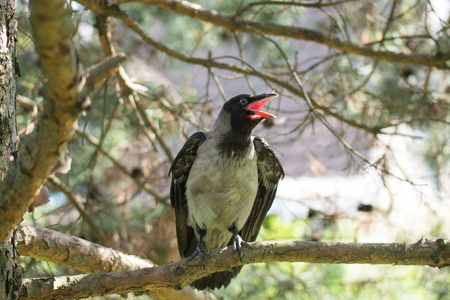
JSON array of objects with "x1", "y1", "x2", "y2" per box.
[
  {"x1": 19, "y1": 239, "x2": 450, "y2": 299},
  {"x1": 15, "y1": 225, "x2": 202, "y2": 300},
  {"x1": 15, "y1": 224, "x2": 154, "y2": 273}
]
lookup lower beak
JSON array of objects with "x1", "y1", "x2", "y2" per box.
[{"x1": 246, "y1": 93, "x2": 277, "y2": 120}]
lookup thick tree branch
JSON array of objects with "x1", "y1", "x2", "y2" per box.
[
  {"x1": 15, "y1": 225, "x2": 202, "y2": 300},
  {"x1": 0, "y1": 0, "x2": 88, "y2": 243},
  {"x1": 15, "y1": 224, "x2": 154, "y2": 273},
  {"x1": 19, "y1": 239, "x2": 449, "y2": 299},
  {"x1": 106, "y1": 0, "x2": 450, "y2": 69}
]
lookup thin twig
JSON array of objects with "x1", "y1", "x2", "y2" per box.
[
  {"x1": 47, "y1": 176, "x2": 108, "y2": 245},
  {"x1": 237, "y1": 0, "x2": 359, "y2": 16},
  {"x1": 75, "y1": 128, "x2": 168, "y2": 201}
]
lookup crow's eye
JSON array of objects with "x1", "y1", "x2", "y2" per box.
[{"x1": 239, "y1": 98, "x2": 248, "y2": 106}]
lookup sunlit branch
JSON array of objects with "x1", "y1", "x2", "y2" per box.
[
  {"x1": 15, "y1": 224, "x2": 154, "y2": 273},
  {"x1": 364, "y1": 35, "x2": 432, "y2": 46},
  {"x1": 20, "y1": 239, "x2": 450, "y2": 299},
  {"x1": 15, "y1": 225, "x2": 202, "y2": 300}
]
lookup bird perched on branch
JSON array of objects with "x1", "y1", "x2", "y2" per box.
[{"x1": 169, "y1": 93, "x2": 284, "y2": 290}]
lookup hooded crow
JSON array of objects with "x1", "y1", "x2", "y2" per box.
[{"x1": 169, "y1": 93, "x2": 284, "y2": 290}]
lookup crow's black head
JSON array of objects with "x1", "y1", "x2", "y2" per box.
[{"x1": 222, "y1": 93, "x2": 277, "y2": 136}]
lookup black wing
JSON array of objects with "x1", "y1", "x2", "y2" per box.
[
  {"x1": 169, "y1": 132, "x2": 238, "y2": 290},
  {"x1": 239, "y1": 137, "x2": 284, "y2": 242},
  {"x1": 169, "y1": 131, "x2": 206, "y2": 259}
]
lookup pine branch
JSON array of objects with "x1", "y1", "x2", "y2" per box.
[
  {"x1": 82, "y1": 0, "x2": 450, "y2": 70},
  {"x1": 19, "y1": 238, "x2": 449, "y2": 299}
]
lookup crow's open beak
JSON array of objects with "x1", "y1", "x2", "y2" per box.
[{"x1": 245, "y1": 93, "x2": 277, "y2": 120}]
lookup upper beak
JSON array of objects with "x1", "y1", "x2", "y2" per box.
[{"x1": 246, "y1": 93, "x2": 277, "y2": 120}]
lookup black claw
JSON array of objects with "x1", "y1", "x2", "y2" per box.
[
  {"x1": 188, "y1": 242, "x2": 210, "y2": 268},
  {"x1": 229, "y1": 227, "x2": 250, "y2": 262},
  {"x1": 189, "y1": 225, "x2": 210, "y2": 268}
]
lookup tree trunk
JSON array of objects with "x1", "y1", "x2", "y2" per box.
[
  {"x1": 0, "y1": 237, "x2": 22, "y2": 300},
  {"x1": 0, "y1": 0, "x2": 18, "y2": 179},
  {"x1": 0, "y1": 0, "x2": 22, "y2": 299}
]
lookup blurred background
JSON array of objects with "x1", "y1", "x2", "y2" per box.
[{"x1": 15, "y1": 0, "x2": 449, "y2": 298}]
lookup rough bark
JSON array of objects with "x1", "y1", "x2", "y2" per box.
[
  {"x1": 0, "y1": 0, "x2": 18, "y2": 179},
  {"x1": 0, "y1": 237, "x2": 22, "y2": 300},
  {"x1": 15, "y1": 225, "x2": 155, "y2": 273},
  {"x1": 15, "y1": 225, "x2": 204, "y2": 300},
  {"x1": 0, "y1": 0, "x2": 89, "y2": 243},
  {"x1": 19, "y1": 238, "x2": 449, "y2": 299},
  {"x1": 0, "y1": 1, "x2": 23, "y2": 299}
]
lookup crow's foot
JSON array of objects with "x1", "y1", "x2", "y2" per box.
[
  {"x1": 229, "y1": 227, "x2": 251, "y2": 262},
  {"x1": 188, "y1": 225, "x2": 210, "y2": 268}
]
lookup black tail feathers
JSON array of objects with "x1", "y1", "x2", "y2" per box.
[{"x1": 190, "y1": 266, "x2": 242, "y2": 290}]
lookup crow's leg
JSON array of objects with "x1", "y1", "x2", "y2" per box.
[
  {"x1": 228, "y1": 226, "x2": 251, "y2": 262},
  {"x1": 188, "y1": 225, "x2": 210, "y2": 268}
]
